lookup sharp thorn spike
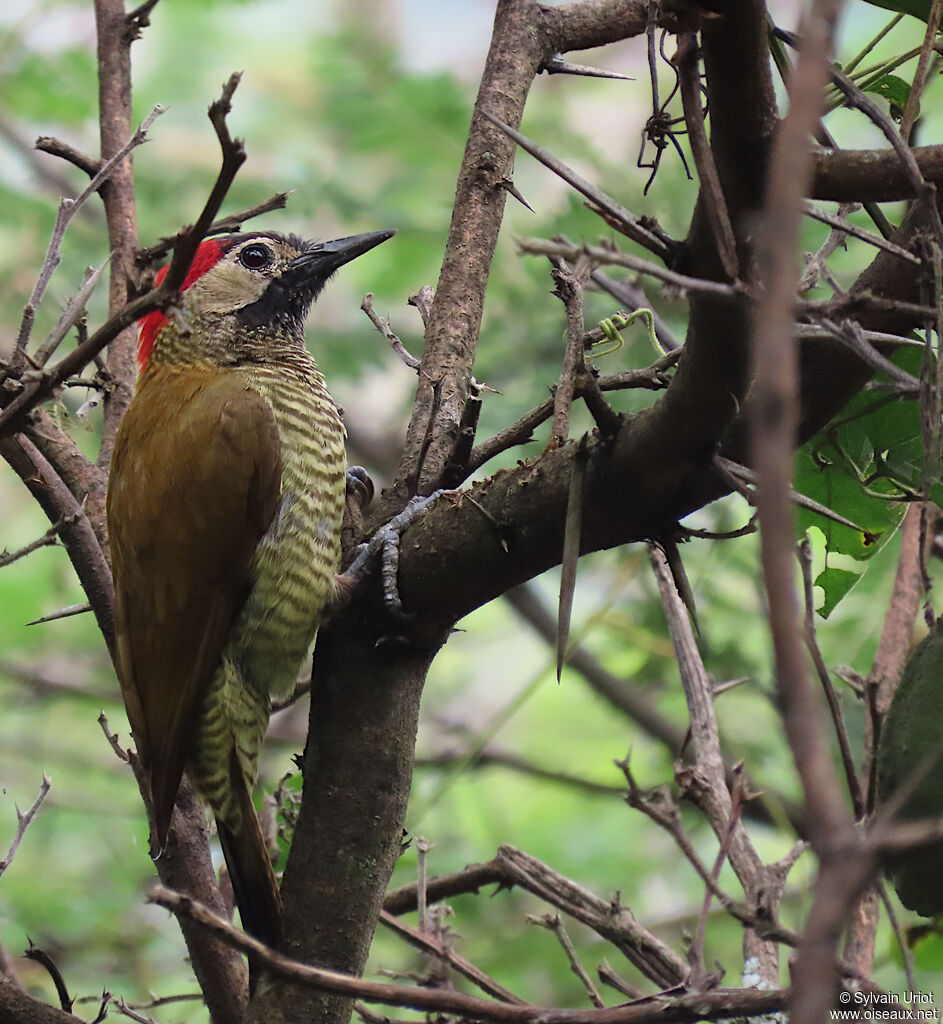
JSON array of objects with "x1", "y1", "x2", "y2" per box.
[
  {"x1": 26, "y1": 602, "x2": 92, "y2": 626},
  {"x1": 541, "y1": 54, "x2": 634, "y2": 81}
]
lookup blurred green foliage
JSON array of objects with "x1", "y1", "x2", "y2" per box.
[{"x1": 0, "y1": 0, "x2": 941, "y2": 1019}]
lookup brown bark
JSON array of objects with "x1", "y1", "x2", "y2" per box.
[
  {"x1": 93, "y1": 0, "x2": 140, "y2": 467},
  {"x1": 248, "y1": 617, "x2": 441, "y2": 1024}
]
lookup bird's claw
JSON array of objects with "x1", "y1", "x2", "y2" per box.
[
  {"x1": 340, "y1": 489, "x2": 452, "y2": 615},
  {"x1": 345, "y1": 465, "x2": 375, "y2": 510}
]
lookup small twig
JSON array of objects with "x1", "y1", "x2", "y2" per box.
[
  {"x1": 26, "y1": 602, "x2": 93, "y2": 626},
  {"x1": 799, "y1": 203, "x2": 856, "y2": 293},
  {"x1": 689, "y1": 774, "x2": 746, "y2": 983},
  {"x1": 126, "y1": 0, "x2": 163, "y2": 37},
  {"x1": 528, "y1": 913, "x2": 604, "y2": 1009},
  {"x1": 801, "y1": 292, "x2": 941, "y2": 321},
  {"x1": 442, "y1": 380, "x2": 484, "y2": 487},
  {"x1": 493, "y1": 844, "x2": 688, "y2": 989},
  {"x1": 416, "y1": 747, "x2": 624, "y2": 797},
  {"x1": 548, "y1": 258, "x2": 589, "y2": 448},
  {"x1": 596, "y1": 962, "x2": 643, "y2": 1000},
  {"x1": 415, "y1": 836, "x2": 432, "y2": 932},
  {"x1": 649, "y1": 544, "x2": 781, "y2": 985},
  {"x1": 518, "y1": 237, "x2": 743, "y2": 302},
  {"x1": 463, "y1": 351, "x2": 678, "y2": 479},
  {"x1": 361, "y1": 294, "x2": 421, "y2": 370},
  {"x1": 98, "y1": 711, "x2": 130, "y2": 764},
  {"x1": 111, "y1": 997, "x2": 156, "y2": 1024},
  {"x1": 88, "y1": 989, "x2": 111, "y2": 1024},
  {"x1": 33, "y1": 256, "x2": 111, "y2": 368},
  {"x1": 619, "y1": 762, "x2": 751, "y2": 930},
  {"x1": 34, "y1": 136, "x2": 102, "y2": 179},
  {"x1": 150, "y1": 884, "x2": 788, "y2": 1021},
  {"x1": 898, "y1": 0, "x2": 943, "y2": 142},
  {"x1": 797, "y1": 324, "x2": 926, "y2": 349},
  {"x1": 123, "y1": 992, "x2": 204, "y2": 1011},
  {"x1": 384, "y1": 859, "x2": 507, "y2": 916},
  {"x1": 812, "y1": 316, "x2": 921, "y2": 395},
  {"x1": 11, "y1": 106, "x2": 164, "y2": 369},
  {"x1": 680, "y1": 519, "x2": 757, "y2": 541},
  {"x1": 802, "y1": 201, "x2": 920, "y2": 266},
  {"x1": 159, "y1": 73, "x2": 247, "y2": 296},
  {"x1": 0, "y1": 520, "x2": 65, "y2": 568},
  {"x1": 379, "y1": 910, "x2": 524, "y2": 1004},
  {"x1": 407, "y1": 286, "x2": 435, "y2": 327},
  {"x1": 798, "y1": 538, "x2": 865, "y2": 818},
  {"x1": 135, "y1": 191, "x2": 291, "y2": 266},
  {"x1": 24, "y1": 941, "x2": 72, "y2": 1012},
  {"x1": 0, "y1": 78, "x2": 249, "y2": 435},
  {"x1": 482, "y1": 113, "x2": 672, "y2": 262},
  {"x1": 0, "y1": 775, "x2": 52, "y2": 881},
  {"x1": 676, "y1": 33, "x2": 738, "y2": 279},
  {"x1": 778, "y1": 25, "x2": 943, "y2": 246},
  {"x1": 714, "y1": 455, "x2": 879, "y2": 538},
  {"x1": 876, "y1": 882, "x2": 917, "y2": 995},
  {"x1": 547, "y1": 258, "x2": 619, "y2": 446}
]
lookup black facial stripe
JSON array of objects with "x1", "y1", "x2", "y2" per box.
[{"x1": 235, "y1": 277, "x2": 317, "y2": 330}]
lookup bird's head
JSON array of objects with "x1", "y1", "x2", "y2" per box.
[{"x1": 138, "y1": 229, "x2": 395, "y2": 369}]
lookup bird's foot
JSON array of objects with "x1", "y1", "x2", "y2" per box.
[
  {"x1": 345, "y1": 465, "x2": 375, "y2": 510},
  {"x1": 336, "y1": 489, "x2": 454, "y2": 615}
]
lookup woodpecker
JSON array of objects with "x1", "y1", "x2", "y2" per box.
[{"x1": 107, "y1": 228, "x2": 394, "y2": 950}]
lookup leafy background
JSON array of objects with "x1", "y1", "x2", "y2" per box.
[{"x1": 1, "y1": 0, "x2": 942, "y2": 1017}]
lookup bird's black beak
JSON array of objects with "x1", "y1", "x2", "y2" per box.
[{"x1": 287, "y1": 230, "x2": 397, "y2": 286}]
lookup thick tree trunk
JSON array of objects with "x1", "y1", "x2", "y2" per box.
[{"x1": 248, "y1": 606, "x2": 444, "y2": 1024}]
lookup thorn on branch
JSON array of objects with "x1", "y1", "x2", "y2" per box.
[
  {"x1": 493, "y1": 175, "x2": 534, "y2": 213},
  {"x1": 482, "y1": 111, "x2": 673, "y2": 262},
  {"x1": 540, "y1": 54, "x2": 634, "y2": 80},
  {"x1": 558, "y1": 435, "x2": 588, "y2": 681},
  {"x1": 26, "y1": 601, "x2": 92, "y2": 626}
]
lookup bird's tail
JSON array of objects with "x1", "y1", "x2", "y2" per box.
[{"x1": 216, "y1": 753, "x2": 283, "y2": 956}]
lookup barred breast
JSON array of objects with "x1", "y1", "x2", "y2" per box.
[{"x1": 191, "y1": 356, "x2": 346, "y2": 830}]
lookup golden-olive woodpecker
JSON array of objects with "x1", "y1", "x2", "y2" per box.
[{"x1": 107, "y1": 228, "x2": 394, "y2": 948}]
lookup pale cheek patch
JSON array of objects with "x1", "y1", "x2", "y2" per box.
[{"x1": 187, "y1": 264, "x2": 270, "y2": 314}]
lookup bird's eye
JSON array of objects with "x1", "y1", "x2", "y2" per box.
[{"x1": 239, "y1": 243, "x2": 274, "y2": 271}]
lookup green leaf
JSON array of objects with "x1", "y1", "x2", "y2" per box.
[
  {"x1": 795, "y1": 343, "x2": 930, "y2": 617},
  {"x1": 860, "y1": 0, "x2": 943, "y2": 23},
  {"x1": 910, "y1": 927, "x2": 943, "y2": 972},
  {"x1": 814, "y1": 567, "x2": 863, "y2": 619},
  {"x1": 863, "y1": 73, "x2": 912, "y2": 110}
]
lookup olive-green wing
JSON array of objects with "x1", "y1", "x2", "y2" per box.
[{"x1": 108, "y1": 368, "x2": 281, "y2": 844}]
